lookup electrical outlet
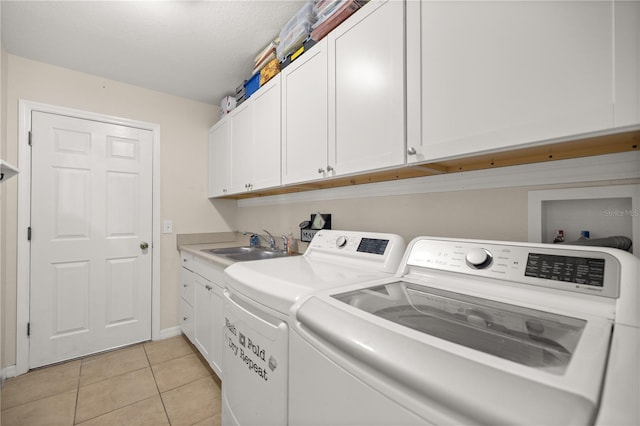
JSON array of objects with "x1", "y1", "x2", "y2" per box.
[{"x1": 163, "y1": 220, "x2": 173, "y2": 234}]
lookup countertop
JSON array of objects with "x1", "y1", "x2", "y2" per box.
[
  {"x1": 177, "y1": 231, "x2": 251, "y2": 268},
  {"x1": 177, "y1": 231, "x2": 303, "y2": 268}
]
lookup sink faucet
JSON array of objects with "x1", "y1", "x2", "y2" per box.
[
  {"x1": 262, "y1": 229, "x2": 276, "y2": 250},
  {"x1": 242, "y1": 230, "x2": 275, "y2": 250},
  {"x1": 281, "y1": 235, "x2": 288, "y2": 253}
]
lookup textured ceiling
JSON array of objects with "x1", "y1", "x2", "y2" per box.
[{"x1": 1, "y1": 0, "x2": 306, "y2": 105}]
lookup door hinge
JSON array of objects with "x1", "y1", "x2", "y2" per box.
[
  {"x1": 27, "y1": 322, "x2": 30, "y2": 337},
  {"x1": 27, "y1": 227, "x2": 32, "y2": 241},
  {"x1": 28, "y1": 131, "x2": 33, "y2": 146}
]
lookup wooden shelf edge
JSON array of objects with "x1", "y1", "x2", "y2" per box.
[{"x1": 216, "y1": 129, "x2": 640, "y2": 200}]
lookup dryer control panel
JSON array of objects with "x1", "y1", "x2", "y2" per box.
[
  {"x1": 306, "y1": 230, "x2": 406, "y2": 274},
  {"x1": 406, "y1": 238, "x2": 621, "y2": 298}
]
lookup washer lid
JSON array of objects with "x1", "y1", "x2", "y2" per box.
[{"x1": 334, "y1": 282, "x2": 586, "y2": 374}]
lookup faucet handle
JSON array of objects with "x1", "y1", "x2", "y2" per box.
[{"x1": 281, "y1": 235, "x2": 288, "y2": 252}]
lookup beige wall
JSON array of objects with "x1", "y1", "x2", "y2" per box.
[
  {"x1": 1, "y1": 54, "x2": 233, "y2": 368},
  {"x1": 236, "y1": 187, "x2": 530, "y2": 245},
  {"x1": 236, "y1": 178, "x2": 639, "y2": 251}
]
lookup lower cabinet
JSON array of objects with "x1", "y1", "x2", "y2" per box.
[{"x1": 180, "y1": 251, "x2": 224, "y2": 377}]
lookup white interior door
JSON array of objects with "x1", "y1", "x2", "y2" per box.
[{"x1": 29, "y1": 111, "x2": 153, "y2": 368}]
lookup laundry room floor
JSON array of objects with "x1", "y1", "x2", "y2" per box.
[{"x1": 1, "y1": 335, "x2": 221, "y2": 425}]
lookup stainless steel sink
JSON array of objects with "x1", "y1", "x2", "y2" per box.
[
  {"x1": 201, "y1": 246, "x2": 295, "y2": 261},
  {"x1": 202, "y1": 246, "x2": 257, "y2": 256}
]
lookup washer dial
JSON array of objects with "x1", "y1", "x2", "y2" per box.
[
  {"x1": 336, "y1": 236, "x2": 348, "y2": 248},
  {"x1": 465, "y1": 248, "x2": 493, "y2": 269}
]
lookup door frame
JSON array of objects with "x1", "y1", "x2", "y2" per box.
[{"x1": 16, "y1": 99, "x2": 161, "y2": 375}]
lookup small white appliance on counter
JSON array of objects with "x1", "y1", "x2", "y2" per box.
[
  {"x1": 289, "y1": 237, "x2": 639, "y2": 425},
  {"x1": 221, "y1": 230, "x2": 406, "y2": 426}
]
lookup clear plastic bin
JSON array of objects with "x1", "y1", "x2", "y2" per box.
[{"x1": 277, "y1": 1, "x2": 316, "y2": 60}]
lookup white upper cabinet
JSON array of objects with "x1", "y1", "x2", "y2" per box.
[
  {"x1": 282, "y1": 0, "x2": 405, "y2": 186},
  {"x1": 229, "y1": 101, "x2": 254, "y2": 194},
  {"x1": 228, "y1": 75, "x2": 282, "y2": 194},
  {"x1": 328, "y1": 0, "x2": 405, "y2": 175},
  {"x1": 252, "y1": 75, "x2": 283, "y2": 190},
  {"x1": 406, "y1": 0, "x2": 640, "y2": 163},
  {"x1": 282, "y1": 38, "x2": 329, "y2": 185},
  {"x1": 208, "y1": 118, "x2": 230, "y2": 197}
]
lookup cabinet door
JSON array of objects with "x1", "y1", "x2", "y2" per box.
[
  {"x1": 210, "y1": 285, "x2": 223, "y2": 377},
  {"x1": 180, "y1": 299, "x2": 194, "y2": 343},
  {"x1": 328, "y1": 0, "x2": 405, "y2": 175},
  {"x1": 193, "y1": 276, "x2": 213, "y2": 362},
  {"x1": 229, "y1": 101, "x2": 254, "y2": 193},
  {"x1": 251, "y1": 75, "x2": 282, "y2": 191},
  {"x1": 208, "y1": 118, "x2": 230, "y2": 197},
  {"x1": 282, "y1": 38, "x2": 329, "y2": 184},
  {"x1": 408, "y1": 0, "x2": 621, "y2": 163}
]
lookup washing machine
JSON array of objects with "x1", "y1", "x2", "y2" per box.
[
  {"x1": 221, "y1": 230, "x2": 406, "y2": 426},
  {"x1": 289, "y1": 237, "x2": 639, "y2": 425}
]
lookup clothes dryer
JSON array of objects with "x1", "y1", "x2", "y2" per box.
[{"x1": 221, "y1": 230, "x2": 406, "y2": 426}]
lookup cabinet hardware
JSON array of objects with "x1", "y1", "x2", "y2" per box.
[{"x1": 407, "y1": 147, "x2": 417, "y2": 155}]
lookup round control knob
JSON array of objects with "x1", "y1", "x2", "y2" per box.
[
  {"x1": 336, "y1": 236, "x2": 348, "y2": 248},
  {"x1": 465, "y1": 248, "x2": 493, "y2": 269}
]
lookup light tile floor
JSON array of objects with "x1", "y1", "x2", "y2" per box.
[{"x1": 1, "y1": 335, "x2": 222, "y2": 426}]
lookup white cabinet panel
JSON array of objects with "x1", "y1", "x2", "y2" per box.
[
  {"x1": 328, "y1": 0, "x2": 405, "y2": 175},
  {"x1": 181, "y1": 299, "x2": 194, "y2": 342},
  {"x1": 227, "y1": 76, "x2": 281, "y2": 194},
  {"x1": 252, "y1": 78, "x2": 282, "y2": 190},
  {"x1": 407, "y1": 0, "x2": 639, "y2": 163},
  {"x1": 208, "y1": 119, "x2": 230, "y2": 197},
  {"x1": 282, "y1": 39, "x2": 329, "y2": 184},
  {"x1": 194, "y1": 275, "x2": 213, "y2": 362},
  {"x1": 179, "y1": 251, "x2": 224, "y2": 377},
  {"x1": 229, "y1": 101, "x2": 254, "y2": 194},
  {"x1": 211, "y1": 285, "x2": 224, "y2": 375}
]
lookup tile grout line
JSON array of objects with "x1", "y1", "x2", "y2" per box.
[
  {"x1": 143, "y1": 342, "x2": 172, "y2": 425},
  {"x1": 73, "y1": 358, "x2": 83, "y2": 425}
]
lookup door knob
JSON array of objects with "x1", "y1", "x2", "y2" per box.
[{"x1": 140, "y1": 242, "x2": 149, "y2": 250}]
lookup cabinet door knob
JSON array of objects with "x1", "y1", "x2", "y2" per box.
[
  {"x1": 326, "y1": 165, "x2": 334, "y2": 172},
  {"x1": 205, "y1": 285, "x2": 212, "y2": 291},
  {"x1": 183, "y1": 316, "x2": 188, "y2": 321},
  {"x1": 407, "y1": 147, "x2": 417, "y2": 155},
  {"x1": 318, "y1": 168, "x2": 325, "y2": 174}
]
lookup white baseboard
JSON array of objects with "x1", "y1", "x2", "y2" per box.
[
  {"x1": 2, "y1": 329, "x2": 182, "y2": 382},
  {"x1": 158, "y1": 326, "x2": 182, "y2": 340},
  {"x1": 2, "y1": 364, "x2": 17, "y2": 380}
]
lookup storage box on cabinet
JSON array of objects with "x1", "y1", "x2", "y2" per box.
[{"x1": 406, "y1": 0, "x2": 640, "y2": 164}]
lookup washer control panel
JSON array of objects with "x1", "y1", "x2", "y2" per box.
[{"x1": 406, "y1": 238, "x2": 620, "y2": 298}]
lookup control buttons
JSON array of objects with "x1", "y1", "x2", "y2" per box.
[
  {"x1": 465, "y1": 248, "x2": 493, "y2": 269},
  {"x1": 336, "y1": 236, "x2": 348, "y2": 248}
]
